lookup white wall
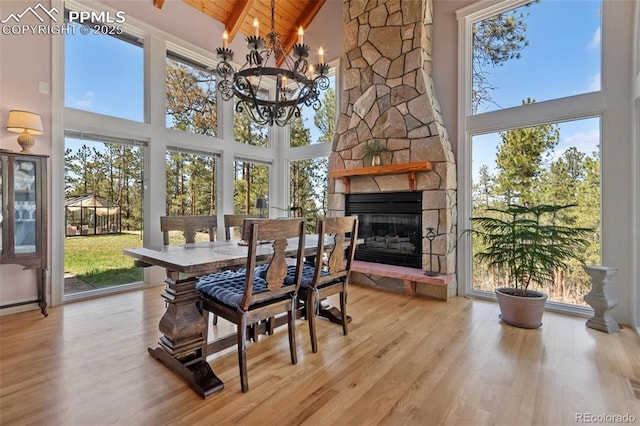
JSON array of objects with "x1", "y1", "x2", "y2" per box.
[{"x1": 633, "y1": 0, "x2": 640, "y2": 330}]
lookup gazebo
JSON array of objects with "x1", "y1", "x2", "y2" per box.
[{"x1": 65, "y1": 195, "x2": 121, "y2": 237}]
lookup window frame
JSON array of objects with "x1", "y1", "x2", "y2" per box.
[{"x1": 456, "y1": 0, "x2": 605, "y2": 317}]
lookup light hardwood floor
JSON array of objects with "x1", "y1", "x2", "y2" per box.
[{"x1": 1, "y1": 285, "x2": 638, "y2": 425}]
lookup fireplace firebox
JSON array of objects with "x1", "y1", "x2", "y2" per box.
[{"x1": 345, "y1": 192, "x2": 422, "y2": 268}]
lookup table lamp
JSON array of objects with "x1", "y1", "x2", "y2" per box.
[
  {"x1": 6, "y1": 110, "x2": 43, "y2": 153},
  {"x1": 255, "y1": 197, "x2": 267, "y2": 218}
]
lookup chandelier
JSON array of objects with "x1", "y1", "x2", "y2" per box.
[{"x1": 215, "y1": 0, "x2": 330, "y2": 127}]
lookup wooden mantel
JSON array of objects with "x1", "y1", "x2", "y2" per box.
[{"x1": 329, "y1": 161, "x2": 432, "y2": 193}]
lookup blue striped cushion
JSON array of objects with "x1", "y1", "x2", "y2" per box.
[
  {"x1": 196, "y1": 270, "x2": 269, "y2": 307},
  {"x1": 284, "y1": 264, "x2": 330, "y2": 288},
  {"x1": 234, "y1": 263, "x2": 268, "y2": 278}
]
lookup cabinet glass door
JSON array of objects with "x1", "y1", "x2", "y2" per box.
[
  {"x1": 0, "y1": 158, "x2": 3, "y2": 254},
  {"x1": 14, "y1": 159, "x2": 37, "y2": 254}
]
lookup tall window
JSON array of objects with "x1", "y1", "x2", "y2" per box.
[
  {"x1": 166, "y1": 53, "x2": 218, "y2": 136},
  {"x1": 290, "y1": 157, "x2": 328, "y2": 231},
  {"x1": 471, "y1": 118, "x2": 601, "y2": 306},
  {"x1": 459, "y1": 0, "x2": 603, "y2": 308},
  {"x1": 165, "y1": 148, "x2": 218, "y2": 216},
  {"x1": 233, "y1": 160, "x2": 270, "y2": 216},
  {"x1": 64, "y1": 16, "x2": 144, "y2": 122},
  {"x1": 63, "y1": 135, "x2": 144, "y2": 295}
]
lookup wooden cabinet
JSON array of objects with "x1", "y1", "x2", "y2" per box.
[{"x1": 0, "y1": 151, "x2": 48, "y2": 316}]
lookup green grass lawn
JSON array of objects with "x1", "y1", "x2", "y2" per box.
[{"x1": 64, "y1": 232, "x2": 144, "y2": 288}]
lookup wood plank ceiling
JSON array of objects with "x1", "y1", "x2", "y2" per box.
[{"x1": 154, "y1": 0, "x2": 326, "y2": 56}]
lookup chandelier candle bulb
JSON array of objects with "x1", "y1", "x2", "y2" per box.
[
  {"x1": 222, "y1": 30, "x2": 228, "y2": 49},
  {"x1": 253, "y1": 18, "x2": 259, "y2": 37},
  {"x1": 281, "y1": 75, "x2": 287, "y2": 89},
  {"x1": 318, "y1": 47, "x2": 324, "y2": 64},
  {"x1": 298, "y1": 26, "x2": 304, "y2": 44},
  {"x1": 308, "y1": 64, "x2": 314, "y2": 79}
]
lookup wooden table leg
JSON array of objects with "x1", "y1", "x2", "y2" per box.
[
  {"x1": 149, "y1": 271, "x2": 223, "y2": 398},
  {"x1": 317, "y1": 301, "x2": 352, "y2": 325}
]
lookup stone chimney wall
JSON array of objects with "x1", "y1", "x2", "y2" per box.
[{"x1": 328, "y1": 0, "x2": 457, "y2": 278}]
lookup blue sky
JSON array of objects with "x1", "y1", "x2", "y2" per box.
[
  {"x1": 65, "y1": 22, "x2": 144, "y2": 122},
  {"x1": 472, "y1": 0, "x2": 602, "y2": 180},
  {"x1": 476, "y1": 0, "x2": 601, "y2": 113}
]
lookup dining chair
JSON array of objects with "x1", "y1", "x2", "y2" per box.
[
  {"x1": 297, "y1": 216, "x2": 358, "y2": 353},
  {"x1": 160, "y1": 215, "x2": 217, "y2": 245},
  {"x1": 224, "y1": 214, "x2": 259, "y2": 241},
  {"x1": 197, "y1": 218, "x2": 306, "y2": 392}
]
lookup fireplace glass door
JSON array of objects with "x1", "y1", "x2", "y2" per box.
[{"x1": 346, "y1": 192, "x2": 422, "y2": 268}]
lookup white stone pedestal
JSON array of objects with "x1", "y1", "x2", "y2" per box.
[{"x1": 583, "y1": 266, "x2": 620, "y2": 333}]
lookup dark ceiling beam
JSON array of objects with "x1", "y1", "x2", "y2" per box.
[
  {"x1": 226, "y1": 0, "x2": 257, "y2": 41},
  {"x1": 279, "y1": 0, "x2": 326, "y2": 66},
  {"x1": 153, "y1": 0, "x2": 165, "y2": 9}
]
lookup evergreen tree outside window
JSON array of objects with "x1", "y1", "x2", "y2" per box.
[
  {"x1": 166, "y1": 53, "x2": 218, "y2": 136},
  {"x1": 63, "y1": 136, "x2": 144, "y2": 295},
  {"x1": 233, "y1": 160, "x2": 270, "y2": 216},
  {"x1": 165, "y1": 149, "x2": 218, "y2": 217}
]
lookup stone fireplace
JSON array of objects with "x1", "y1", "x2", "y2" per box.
[{"x1": 328, "y1": 0, "x2": 457, "y2": 298}]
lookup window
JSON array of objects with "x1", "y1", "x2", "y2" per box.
[
  {"x1": 290, "y1": 156, "x2": 328, "y2": 231},
  {"x1": 233, "y1": 159, "x2": 270, "y2": 216},
  {"x1": 166, "y1": 53, "x2": 218, "y2": 136},
  {"x1": 165, "y1": 148, "x2": 218, "y2": 216},
  {"x1": 471, "y1": 0, "x2": 601, "y2": 114},
  {"x1": 64, "y1": 16, "x2": 144, "y2": 122},
  {"x1": 458, "y1": 0, "x2": 603, "y2": 310},
  {"x1": 471, "y1": 117, "x2": 601, "y2": 306},
  {"x1": 63, "y1": 135, "x2": 145, "y2": 295}
]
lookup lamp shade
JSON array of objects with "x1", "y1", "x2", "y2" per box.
[
  {"x1": 6, "y1": 110, "x2": 43, "y2": 135},
  {"x1": 255, "y1": 197, "x2": 268, "y2": 209}
]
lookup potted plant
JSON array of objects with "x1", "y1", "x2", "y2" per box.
[
  {"x1": 362, "y1": 139, "x2": 383, "y2": 166},
  {"x1": 466, "y1": 204, "x2": 592, "y2": 328}
]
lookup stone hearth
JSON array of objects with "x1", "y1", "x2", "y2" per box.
[{"x1": 328, "y1": 0, "x2": 457, "y2": 298}]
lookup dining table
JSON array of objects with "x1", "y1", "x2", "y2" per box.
[{"x1": 123, "y1": 234, "x2": 340, "y2": 398}]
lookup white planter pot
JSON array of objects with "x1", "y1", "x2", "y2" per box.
[{"x1": 495, "y1": 287, "x2": 548, "y2": 329}]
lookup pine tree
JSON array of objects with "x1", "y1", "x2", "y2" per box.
[{"x1": 493, "y1": 99, "x2": 560, "y2": 205}]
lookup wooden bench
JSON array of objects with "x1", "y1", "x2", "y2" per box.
[{"x1": 350, "y1": 260, "x2": 455, "y2": 300}]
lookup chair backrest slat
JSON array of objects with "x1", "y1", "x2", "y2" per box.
[
  {"x1": 240, "y1": 218, "x2": 306, "y2": 310},
  {"x1": 313, "y1": 216, "x2": 359, "y2": 286},
  {"x1": 160, "y1": 215, "x2": 217, "y2": 245}
]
